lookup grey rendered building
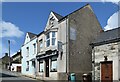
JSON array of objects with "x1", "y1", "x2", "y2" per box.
[{"x1": 36, "y1": 4, "x2": 102, "y2": 80}]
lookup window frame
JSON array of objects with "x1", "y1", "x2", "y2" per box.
[
  {"x1": 51, "y1": 31, "x2": 56, "y2": 46},
  {"x1": 39, "y1": 39, "x2": 43, "y2": 48},
  {"x1": 33, "y1": 43, "x2": 36, "y2": 54},
  {"x1": 46, "y1": 32, "x2": 50, "y2": 47},
  {"x1": 46, "y1": 31, "x2": 56, "y2": 47},
  {"x1": 26, "y1": 61, "x2": 29, "y2": 71},
  {"x1": 39, "y1": 61, "x2": 44, "y2": 72},
  {"x1": 50, "y1": 57, "x2": 57, "y2": 72},
  {"x1": 26, "y1": 47, "x2": 29, "y2": 57}
]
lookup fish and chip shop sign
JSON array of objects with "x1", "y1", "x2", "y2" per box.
[{"x1": 70, "y1": 27, "x2": 76, "y2": 40}]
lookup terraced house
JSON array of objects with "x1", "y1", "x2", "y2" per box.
[
  {"x1": 21, "y1": 4, "x2": 102, "y2": 80},
  {"x1": 21, "y1": 32, "x2": 37, "y2": 77}
]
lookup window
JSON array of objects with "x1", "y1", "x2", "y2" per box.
[
  {"x1": 39, "y1": 39, "x2": 43, "y2": 48},
  {"x1": 46, "y1": 32, "x2": 56, "y2": 47},
  {"x1": 26, "y1": 61, "x2": 29, "y2": 71},
  {"x1": 52, "y1": 32, "x2": 56, "y2": 45},
  {"x1": 39, "y1": 61, "x2": 44, "y2": 72},
  {"x1": 33, "y1": 43, "x2": 36, "y2": 54},
  {"x1": 46, "y1": 33, "x2": 50, "y2": 47},
  {"x1": 51, "y1": 57, "x2": 57, "y2": 72},
  {"x1": 26, "y1": 47, "x2": 29, "y2": 57}
]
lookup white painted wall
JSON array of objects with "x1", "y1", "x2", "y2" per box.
[
  {"x1": 11, "y1": 63, "x2": 21, "y2": 72},
  {"x1": 21, "y1": 37, "x2": 37, "y2": 76}
]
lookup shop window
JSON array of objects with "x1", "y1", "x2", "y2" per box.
[
  {"x1": 39, "y1": 61, "x2": 44, "y2": 72},
  {"x1": 51, "y1": 57, "x2": 57, "y2": 72}
]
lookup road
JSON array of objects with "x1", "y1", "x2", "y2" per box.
[{"x1": 0, "y1": 69, "x2": 43, "y2": 82}]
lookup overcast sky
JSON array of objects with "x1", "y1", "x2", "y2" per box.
[{"x1": 1, "y1": 1, "x2": 119, "y2": 58}]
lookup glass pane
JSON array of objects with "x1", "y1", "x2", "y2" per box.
[
  {"x1": 40, "y1": 40, "x2": 43, "y2": 48},
  {"x1": 51, "y1": 60, "x2": 57, "y2": 71},
  {"x1": 52, "y1": 38, "x2": 56, "y2": 45},
  {"x1": 47, "y1": 39, "x2": 50, "y2": 47},
  {"x1": 46, "y1": 33, "x2": 50, "y2": 39},
  {"x1": 52, "y1": 32, "x2": 55, "y2": 37},
  {"x1": 33, "y1": 44, "x2": 36, "y2": 48},
  {"x1": 40, "y1": 63, "x2": 44, "y2": 72}
]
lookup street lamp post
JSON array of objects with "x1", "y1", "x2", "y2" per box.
[{"x1": 8, "y1": 40, "x2": 11, "y2": 71}]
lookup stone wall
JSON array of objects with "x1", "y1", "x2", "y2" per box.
[{"x1": 92, "y1": 42, "x2": 119, "y2": 80}]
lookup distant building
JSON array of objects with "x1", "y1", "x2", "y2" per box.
[
  {"x1": 21, "y1": 32, "x2": 37, "y2": 77},
  {"x1": 90, "y1": 27, "x2": 120, "y2": 81},
  {"x1": 36, "y1": 4, "x2": 102, "y2": 80},
  {"x1": 11, "y1": 50, "x2": 22, "y2": 72},
  {"x1": 0, "y1": 53, "x2": 12, "y2": 69}
]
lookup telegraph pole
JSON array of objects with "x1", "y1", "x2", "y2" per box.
[{"x1": 8, "y1": 40, "x2": 11, "y2": 71}]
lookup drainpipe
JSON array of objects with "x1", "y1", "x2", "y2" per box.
[{"x1": 66, "y1": 16, "x2": 70, "y2": 80}]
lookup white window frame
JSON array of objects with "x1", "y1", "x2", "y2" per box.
[
  {"x1": 39, "y1": 39, "x2": 43, "y2": 48},
  {"x1": 51, "y1": 57, "x2": 57, "y2": 72},
  {"x1": 46, "y1": 31, "x2": 56, "y2": 47},
  {"x1": 46, "y1": 32, "x2": 50, "y2": 47},
  {"x1": 26, "y1": 47, "x2": 29, "y2": 57},
  {"x1": 33, "y1": 43, "x2": 36, "y2": 54},
  {"x1": 39, "y1": 61, "x2": 44, "y2": 72},
  {"x1": 51, "y1": 31, "x2": 56, "y2": 46},
  {"x1": 26, "y1": 61, "x2": 29, "y2": 71}
]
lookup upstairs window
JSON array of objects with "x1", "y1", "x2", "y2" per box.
[
  {"x1": 33, "y1": 43, "x2": 36, "y2": 54},
  {"x1": 46, "y1": 33, "x2": 50, "y2": 47},
  {"x1": 46, "y1": 32, "x2": 56, "y2": 47},
  {"x1": 39, "y1": 39, "x2": 43, "y2": 48},
  {"x1": 52, "y1": 32, "x2": 56, "y2": 45},
  {"x1": 26, "y1": 47, "x2": 29, "y2": 57}
]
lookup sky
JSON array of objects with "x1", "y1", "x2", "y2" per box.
[{"x1": 1, "y1": 1, "x2": 119, "y2": 58}]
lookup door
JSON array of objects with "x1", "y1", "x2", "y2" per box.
[
  {"x1": 101, "y1": 61, "x2": 113, "y2": 82},
  {"x1": 45, "y1": 59, "x2": 49, "y2": 77},
  {"x1": 17, "y1": 66, "x2": 21, "y2": 72}
]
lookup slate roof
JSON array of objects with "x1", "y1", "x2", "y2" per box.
[
  {"x1": 27, "y1": 32, "x2": 37, "y2": 39},
  {"x1": 52, "y1": 11, "x2": 63, "y2": 20},
  {"x1": 91, "y1": 27, "x2": 120, "y2": 46}
]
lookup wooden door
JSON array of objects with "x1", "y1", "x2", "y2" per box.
[{"x1": 101, "y1": 61, "x2": 113, "y2": 82}]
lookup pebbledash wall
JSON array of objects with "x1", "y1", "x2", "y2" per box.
[{"x1": 92, "y1": 42, "x2": 120, "y2": 80}]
